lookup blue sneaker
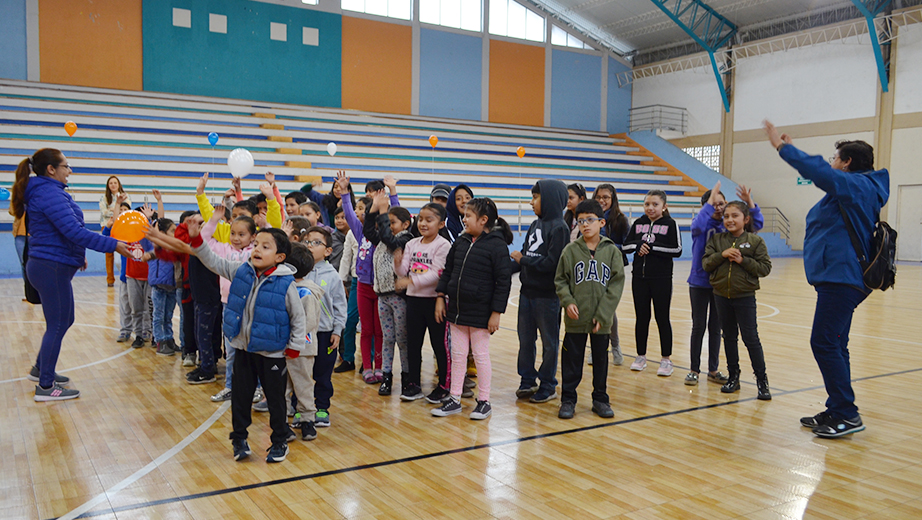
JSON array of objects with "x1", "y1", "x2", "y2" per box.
[{"x1": 266, "y1": 443, "x2": 289, "y2": 463}]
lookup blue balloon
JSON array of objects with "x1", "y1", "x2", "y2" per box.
[
  {"x1": 208, "y1": 132, "x2": 219, "y2": 146},
  {"x1": 0, "y1": 187, "x2": 9, "y2": 201}
]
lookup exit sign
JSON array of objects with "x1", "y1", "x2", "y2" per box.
[{"x1": 797, "y1": 177, "x2": 813, "y2": 186}]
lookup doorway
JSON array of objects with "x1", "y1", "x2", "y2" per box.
[{"x1": 897, "y1": 184, "x2": 922, "y2": 262}]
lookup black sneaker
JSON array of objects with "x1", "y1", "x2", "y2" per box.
[
  {"x1": 400, "y1": 384, "x2": 425, "y2": 401},
  {"x1": 591, "y1": 400, "x2": 614, "y2": 418},
  {"x1": 813, "y1": 414, "x2": 866, "y2": 438},
  {"x1": 800, "y1": 411, "x2": 832, "y2": 428},
  {"x1": 470, "y1": 400, "x2": 492, "y2": 420},
  {"x1": 285, "y1": 426, "x2": 297, "y2": 443},
  {"x1": 266, "y1": 443, "x2": 289, "y2": 463},
  {"x1": 131, "y1": 337, "x2": 145, "y2": 349},
  {"x1": 333, "y1": 360, "x2": 356, "y2": 373},
  {"x1": 558, "y1": 401, "x2": 576, "y2": 419},
  {"x1": 27, "y1": 366, "x2": 70, "y2": 386},
  {"x1": 431, "y1": 397, "x2": 462, "y2": 416},
  {"x1": 515, "y1": 385, "x2": 539, "y2": 399},
  {"x1": 34, "y1": 384, "x2": 80, "y2": 402},
  {"x1": 232, "y1": 439, "x2": 251, "y2": 461},
  {"x1": 156, "y1": 341, "x2": 175, "y2": 356},
  {"x1": 529, "y1": 388, "x2": 558, "y2": 403},
  {"x1": 186, "y1": 368, "x2": 216, "y2": 385},
  {"x1": 461, "y1": 386, "x2": 474, "y2": 398},
  {"x1": 299, "y1": 420, "x2": 317, "y2": 441},
  {"x1": 425, "y1": 386, "x2": 450, "y2": 404}
]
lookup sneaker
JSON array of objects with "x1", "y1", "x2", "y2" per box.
[
  {"x1": 558, "y1": 401, "x2": 576, "y2": 419},
  {"x1": 591, "y1": 400, "x2": 614, "y2": 419},
  {"x1": 298, "y1": 420, "x2": 317, "y2": 441},
  {"x1": 813, "y1": 414, "x2": 866, "y2": 438},
  {"x1": 266, "y1": 443, "x2": 289, "y2": 463},
  {"x1": 378, "y1": 372, "x2": 393, "y2": 396},
  {"x1": 529, "y1": 388, "x2": 558, "y2": 403},
  {"x1": 333, "y1": 360, "x2": 356, "y2": 373},
  {"x1": 630, "y1": 355, "x2": 647, "y2": 371},
  {"x1": 27, "y1": 366, "x2": 70, "y2": 386},
  {"x1": 684, "y1": 372, "x2": 699, "y2": 386},
  {"x1": 156, "y1": 341, "x2": 175, "y2": 356},
  {"x1": 515, "y1": 385, "x2": 539, "y2": 399},
  {"x1": 587, "y1": 346, "x2": 593, "y2": 366},
  {"x1": 131, "y1": 337, "x2": 145, "y2": 349},
  {"x1": 211, "y1": 387, "x2": 232, "y2": 402},
  {"x1": 182, "y1": 353, "x2": 196, "y2": 367},
  {"x1": 400, "y1": 384, "x2": 425, "y2": 401},
  {"x1": 611, "y1": 345, "x2": 623, "y2": 366},
  {"x1": 461, "y1": 386, "x2": 474, "y2": 398},
  {"x1": 657, "y1": 359, "x2": 674, "y2": 377},
  {"x1": 253, "y1": 398, "x2": 269, "y2": 412},
  {"x1": 800, "y1": 411, "x2": 832, "y2": 428},
  {"x1": 431, "y1": 398, "x2": 462, "y2": 417},
  {"x1": 362, "y1": 370, "x2": 377, "y2": 384},
  {"x1": 34, "y1": 384, "x2": 80, "y2": 402},
  {"x1": 425, "y1": 387, "x2": 451, "y2": 404},
  {"x1": 186, "y1": 368, "x2": 216, "y2": 385},
  {"x1": 470, "y1": 400, "x2": 492, "y2": 420},
  {"x1": 315, "y1": 409, "x2": 330, "y2": 427},
  {"x1": 463, "y1": 376, "x2": 476, "y2": 389},
  {"x1": 117, "y1": 332, "x2": 131, "y2": 343},
  {"x1": 252, "y1": 387, "x2": 264, "y2": 404},
  {"x1": 707, "y1": 371, "x2": 729, "y2": 384},
  {"x1": 232, "y1": 439, "x2": 251, "y2": 461},
  {"x1": 285, "y1": 426, "x2": 297, "y2": 443},
  {"x1": 167, "y1": 339, "x2": 181, "y2": 354}
]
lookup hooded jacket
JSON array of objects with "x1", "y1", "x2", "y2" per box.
[
  {"x1": 512, "y1": 179, "x2": 570, "y2": 299},
  {"x1": 555, "y1": 236, "x2": 625, "y2": 334},
  {"x1": 445, "y1": 184, "x2": 473, "y2": 242},
  {"x1": 368, "y1": 212, "x2": 414, "y2": 295},
  {"x1": 622, "y1": 214, "x2": 682, "y2": 279},
  {"x1": 24, "y1": 175, "x2": 118, "y2": 267},
  {"x1": 701, "y1": 231, "x2": 772, "y2": 299},
  {"x1": 779, "y1": 144, "x2": 890, "y2": 292},
  {"x1": 436, "y1": 227, "x2": 512, "y2": 329}
]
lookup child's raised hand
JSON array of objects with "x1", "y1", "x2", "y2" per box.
[
  {"x1": 259, "y1": 182, "x2": 274, "y2": 198},
  {"x1": 117, "y1": 192, "x2": 128, "y2": 205},
  {"x1": 708, "y1": 181, "x2": 721, "y2": 207},
  {"x1": 140, "y1": 203, "x2": 154, "y2": 220},
  {"x1": 373, "y1": 191, "x2": 389, "y2": 211},
  {"x1": 197, "y1": 172, "x2": 209, "y2": 195},
  {"x1": 435, "y1": 297, "x2": 446, "y2": 323},
  {"x1": 736, "y1": 184, "x2": 754, "y2": 207},
  {"x1": 488, "y1": 312, "x2": 501, "y2": 334},
  {"x1": 152, "y1": 189, "x2": 163, "y2": 202},
  {"x1": 566, "y1": 304, "x2": 579, "y2": 320},
  {"x1": 265, "y1": 171, "x2": 276, "y2": 185},
  {"x1": 335, "y1": 170, "x2": 350, "y2": 193},
  {"x1": 224, "y1": 187, "x2": 236, "y2": 198},
  {"x1": 383, "y1": 174, "x2": 397, "y2": 194},
  {"x1": 231, "y1": 176, "x2": 242, "y2": 193},
  {"x1": 210, "y1": 203, "x2": 225, "y2": 223},
  {"x1": 254, "y1": 212, "x2": 268, "y2": 229},
  {"x1": 281, "y1": 219, "x2": 294, "y2": 238}
]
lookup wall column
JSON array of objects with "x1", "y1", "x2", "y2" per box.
[{"x1": 719, "y1": 63, "x2": 735, "y2": 178}]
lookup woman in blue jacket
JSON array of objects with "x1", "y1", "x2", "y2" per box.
[
  {"x1": 764, "y1": 121, "x2": 889, "y2": 439},
  {"x1": 11, "y1": 148, "x2": 131, "y2": 402}
]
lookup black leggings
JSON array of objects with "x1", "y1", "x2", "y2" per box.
[
  {"x1": 713, "y1": 294, "x2": 766, "y2": 378},
  {"x1": 633, "y1": 276, "x2": 673, "y2": 357},
  {"x1": 689, "y1": 286, "x2": 721, "y2": 373},
  {"x1": 406, "y1": 296, "x2": 448, "y2": 389}
]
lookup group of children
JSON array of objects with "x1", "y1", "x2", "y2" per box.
[{"x1": 105, "y1": 169, "x2": 774, "y2": 462}]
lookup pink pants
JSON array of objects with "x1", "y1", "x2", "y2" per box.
[{"x1": 449, "y1": 323, "x2": 491, "y2": 401}]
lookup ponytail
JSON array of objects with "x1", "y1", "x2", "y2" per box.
[{"x1": 11, "y1": 148, "x2": 63, "y2": 219}]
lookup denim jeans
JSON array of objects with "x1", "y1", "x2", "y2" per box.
[
  {"x1": 14, "y1": 235, "x2": 26, "y2": 281},
  {"x1": 341, "y1": 278, "x2": 359, "y2": 363},
  {"x1": 713, "y1": 294, "x2": 766, "y2": 378},
  {"x1": 151, "y1": 286, "x2": 179, "y2": 343},
  {"x1": 27, "y1": 257, "x2": 79, "y2": 388},
  {"x1": 516, "y1": 295, "x2": 561, "y2": 392},
  {"x1": 812, "y1": 284, "x2": 868, "y2": 420}
]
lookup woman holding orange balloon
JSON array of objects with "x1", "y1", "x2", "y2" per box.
[
  {"x1": 100, "y1": 175, "x2": 131, "y2": 287},
  {"x1": 11, "y1": 148, "x2": 131, "y2": 402}
]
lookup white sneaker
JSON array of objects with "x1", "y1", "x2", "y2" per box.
[
  {"x1": 252, "y1": 387, "x2": 264, "y2": 404},
  {"x1": 211, "y1": 387, "x2": 232, "y2": 402},
  {"x1": 657, "y1": 358, "x2": 674, "y2": 377},
  {"x1": 630, "y1": 355, "x2": 647, "y2": 371}
]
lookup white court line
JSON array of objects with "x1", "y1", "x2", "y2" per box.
[
  {"x1": 58, "y1": 401, "x2": 231, "y2": 520},
  {"x1": 0, "y1": 321, "x2": 134, "y2": 385},
  {"x1": 74, "y1": 299, "x2": 118, "y2": 308}
]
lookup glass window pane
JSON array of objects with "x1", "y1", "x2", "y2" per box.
[
  {"x1": 460, "y1": 0, "x2": 481, "y2": 32},
  {"x1": 389, "y1": 0, "x2": 411, "y2": 20},
  {"x1": 525, "y1": 7, "x2": 544, "y2": 42},
  {"x1": 551, "y1": 25, "x2": 567, "y2": 46},
  {"x1": 507, "y1": 0, "x2": 526, "y2": 39},
  {"x1": 342, "y1": 0, "x2": 364, "y2": 12},
  {"x1": 489, "y1": 0, "x2": 507, "y2": 35},
  {"x1": 420, "y1": 0, "x2": 439, "y2": 24},
  {"x1": 365, "y1": 0, "x2": 387, "y2": 16},
  {"x1": 442, "y1": 0, "x2": 461, "y2": 28}
]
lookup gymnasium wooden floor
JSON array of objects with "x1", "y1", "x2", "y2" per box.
[{"x1": 1, "y1": 258, "x2": 920, "y2": 520}]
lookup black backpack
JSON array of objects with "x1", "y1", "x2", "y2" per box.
[{"x1": 839, "y1": 205, "x2": 897, "y2": 291}]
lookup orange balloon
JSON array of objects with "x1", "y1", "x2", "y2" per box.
[
  {"x1": 64, "y1": 121, "x2": 77, "y2": 137},
  {"x1": 111, "y1": 210, "x2": 150, "y2": 243},
  {"x1": 516, "y1": 146, "x2": 525, "y2": 158},
  {"x1": 429, "y1": 135, "x2": 438, "y2": 148}
]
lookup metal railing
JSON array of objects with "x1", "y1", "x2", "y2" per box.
[
  {"x1": 628, "y1": 104, "x2": 688, "y2": 134},
  {"x1": 759, "y1": 206, "x2": 791, "y2": 243}
]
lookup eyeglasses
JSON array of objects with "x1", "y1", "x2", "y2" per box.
[
  {"x1": 828, "y1": 156, "x2": 838, "y2": 164},
  {"x1": 576, "y1": 218, "x2": 601, "y2": 225},
  {"x1": 57, "y1": 163, "x2": 72, "y2": 170},
  {"x1": 305, "y1": 240, "x2": 326, "y2": 248}
]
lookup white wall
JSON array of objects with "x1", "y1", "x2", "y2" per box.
[
  {"x1": 632, "y1": 65, "x2": 723, "y2": 137},
  {"x1": 888, "y1": 127, "x2": 922, "y2": 239},
  {"x1": 733, "y1": 36, "x2": 879, "y2": 131},
  {"x1": 732, "y1": 132, "x2": 875, "y2": 250},
  {"x1": 894, "y1": 23, "x2": 922, "y2": 114}
]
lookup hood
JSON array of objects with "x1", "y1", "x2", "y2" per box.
[
  {"x1": 254, "y1": 262, "x2": 297, "y2": 277},
  {"x1": 865, "y1": 169, "x2": 890, "y2": 206},
  {"x1": 534, "y1": 179, "x2": 567, "y2": 221},
  {"x1": 25, "y1": 174, "x2": 66, "y2": 198},
  {"x1": 446, "y1": 184, "x2": 474, "y2": 220}
]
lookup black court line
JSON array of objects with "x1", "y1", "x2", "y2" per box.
[{"x1": 56, "y1": 365, "x2": 922, "y2": 520}]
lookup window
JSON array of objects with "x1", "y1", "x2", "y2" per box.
[
  {"x1": 342, "y1": 0, "x2": 411, "y2": 21},
  {"x1": 420, "y1": 0, "x2": 482, "y2": 32},
  {"x1": 301, "y1": 0, "x2": 318, "y2": 5},
  {"x1": 489, "y1": 0, "x2": 545, "y2": 42},
  {"x1": 551, "y1": 25, "x2": 593, "y2": 50},
  {"x1": 683, "y1": 145, "x2": 721, "y2": 173}
]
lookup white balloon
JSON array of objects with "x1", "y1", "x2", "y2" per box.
[
  {"x1": 227, "y1": 148, "x2": 254, "y2": 178},
  {"x1": 327, "y1": 142, "x2": 337, "y2": 156}
]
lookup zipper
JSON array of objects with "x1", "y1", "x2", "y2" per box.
[
  {"x1": 455, "y1": 235, "x2": 476, "y2": 324},
  {"x1": 727, "y1": 237, "x2": 738, "y2": 298}
]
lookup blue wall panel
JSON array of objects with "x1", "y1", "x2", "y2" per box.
[
  {"x1": 607, "y1": 56, "x2": 632, "y2": 135},
  {"x1": 550, "y1": 50, "x2": 601, "y2": 131},
  {"x1": 0, "y1": 0, "x2": 28, "y2": 80},
  {"x1": 143, "y1": 0, "x2": 341, "y2": 107},
  {"x1": 419, "y1": 28, "x2": 482, "y2": 121}
]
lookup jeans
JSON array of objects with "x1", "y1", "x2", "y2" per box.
[
  {"x1": 27, "y1": 258, "x2": 79, "y2": 388},
  {"x1": 126, "y1": 278, "x2": 152, "y2": 339},
  {"x1": 689, "y1": 286, "x2": 721, "y2": 373},
  {"x1": 516, "y1": 295, "x2": 561, "y2": 392},
  {"x1": 194, "y1": 302, "x2": 222, "y2": 374},
  {"x1": 713, "y1": 294, "x2": 766, "y2": 378},
  {"x1": 811, "y1": 284, "x2": 868, "y2": 420},
  {"x1": 180, "y1": 298, "x2": 197, "y2": 356},
  {"x1": 14, "y1": 235, "x2": 26, "y2": 282},
  {"x1": 151, "y1": 286, "x2": 179, "y2": 343},
  {"x1": 341, "y1": 278, "x2": 359, "y2": 363},
  {"x1": 560, "y1": 333, "x2": 610, "y2": 405}
]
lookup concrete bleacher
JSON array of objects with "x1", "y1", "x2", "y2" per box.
[{"x1": 0, "y1": 80, "x2": 714, "y2": 273}]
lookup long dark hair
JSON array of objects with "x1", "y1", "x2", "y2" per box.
[
  {"x1": 596, "y1": 183, "x2": 628, "y2": 240},
  {"x1": 105, "y1": 175, "x2": 125, "y2": 206},
  {"x1": 12, "y1": 148, "x2": 63, "y2": 219},
  {"x1": 322, "y1": 183, "x2": 354, "y2": 218},
  {"x1": 466, "y1": 197, "x2": 512, "y2": 244},
  {"x1": 564, "y1": 183, "x2": 587, "y2": 230}
]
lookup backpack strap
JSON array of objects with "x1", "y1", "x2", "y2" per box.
[{"x1": 838, "y1": 203, "x2": 868, "y2": 267}]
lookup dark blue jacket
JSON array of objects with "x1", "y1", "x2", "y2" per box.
[
  {"x1": 779, "y1": 144, "x2": 889, "y2": 292},
  {"x1": 223, "y1": 262, "x2": 295, "y2": 352},
  {"x1": 148, "y1": 257, "x2": 177, "y2": 289},
  {"x1": 445, "y1": 185, "x2": 473, "y2": 243},
  {"x1": 512, "y1": 179, "x2": 569, "y2": 299},
  {"x1": 25, "y1": 175, "x2": 118, "y2": 267}
]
